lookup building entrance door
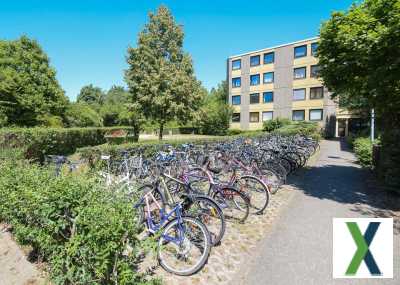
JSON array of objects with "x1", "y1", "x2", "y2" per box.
[{"x1": 338, "y1": 119, "x2": 346, "y2": 137}]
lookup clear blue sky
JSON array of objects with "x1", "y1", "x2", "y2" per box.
[{"x1": 1, "y1": 0, "x2": 353, "y2": 101}]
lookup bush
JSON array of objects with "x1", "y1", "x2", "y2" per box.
[
  {"x1": 0, "y1": 127, "x2": 135, "y2": 161},
  {"x1": 0, "y1": 160, "x2": 158, "y2": 284},
  {"x1": 353, "y1": 137, "x2": 373, "y2": 168},
  {"x1": 226, "y1": 129, "x2": 242, "y2": 136},
  {"x1": 274, "y1": 121, "x2": 321, "y2": 140},
  {"x1": 263, "y1": 118, "x2": 291, "y2": 132}
]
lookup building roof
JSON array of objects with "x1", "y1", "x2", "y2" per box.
[{"x1": 228, "y1": 36, "x2": 319, "y2": 59}]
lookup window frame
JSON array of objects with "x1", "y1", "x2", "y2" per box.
[
  {"x1": 311, "y1": 42, "x2": 318, "y2": 56},
  {"x1": 292, "y1": 110, "x2": 305, "y2": 121},
  {"x1": 310, "y1": 64, "x2": 320, "y2": 78},
  {"x1": 293, "y1": 66, "x2": 307, "y2": 80},
  {"x1": 310, "y1": 86, "x2": 324, "y2": 100},
  {"x1": 232, "y1": 59, "x2": 241, "y2": 70},
  {"x1": 250, "y1": 93, "x2": 260, "y2": 104},
  {"x1": 309, "y1": 109, "x2": 323, "y2": 121},
  {"x1": 294, "y1": 45, "x2": 307, "y2": 58},
  {"x1": 262, "y1": 111, "x2": 273, "y2": 121},
  {"x1": 263, "y1": 91, "x2": 274, "y2": 103},
  {"x1": 232, "y1": 112, "x2": 241, "y2": 122},
  {"x1": 250, "y1": 55, "x2": 261, "y2": 67},
  {"x1": 249, "y1": 112, "x2": 260, "y2": 123},
  {"x1": 293, "y1": 88, "x2": 306, "y2": 101},
  {"x1": 263, "y1": 72, "x2": 274, "y2": 84},
  {"x1": 250, "y1": 74, "x2": 260, "y2": 86},
  {"x1": 232, "y1": 77, "x2": 241, "y2": 88},
  {"x1": 263, "y1": 52, "x2": 274, "y2": 64},
  {"x1": 232, "y1": 95, "x2": 241, "y2": 105}
]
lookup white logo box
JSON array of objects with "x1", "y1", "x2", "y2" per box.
[{"x1": 332, "y1": 218, "x2": 393, "y2": 279}]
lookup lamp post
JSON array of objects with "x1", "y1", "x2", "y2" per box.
[{"x1": 371, "y1": 108, "x2": 375, "y2": 142}]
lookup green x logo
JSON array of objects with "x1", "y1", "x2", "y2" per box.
[{"x1": 346, "y1": 222, "x2": 381, "y2": 276}]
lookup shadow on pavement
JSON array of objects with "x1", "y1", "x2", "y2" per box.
[{"x1": 287, "y1": 163, "x2": 400, "y2": 235}]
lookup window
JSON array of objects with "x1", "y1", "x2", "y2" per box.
[
  {"x1": 263, "y1": 52, "x2": 274, "y2": 64},
  {"x1": 310, "y1": 87, "x2": 324, "y2": 99},
  {"x1": 232, "y1": 77, "x2": 241, "y2": 88},
  {"x1": 294, "y1": 67, "x2": 306, "y2": 79},
  {"x1": 232, "y1": 113, "x2": 241, "y2": 122},
  {"x1": 262, "y1": 111, "x2": 273, "y2": 121},
  {"x1": 294, "y1": 45, "x2": 307, "y2": 58},
  {"x1": 250, "y1": 112, "x2": 259, "y2": 123},
  {"x1": 250, "y1": 74, "x2": 260, "y2": 85},
  {"x1": 309, "y1": 109, "x2": 323, "y2": 121},
  {"x1": 250, "y1": 93, "x2": 260, "y2": 104},
  {"x1": 310, "y1": 65, "x2": 321, "y2": 78},
  {"x1": 263, "y1": 72, "x2": 274, "y2": 84},
  {"x1": 263, "y1": 92, "x2": 273, "y2": 103},
  {"x1": 250, "y1": 55, "x2": 260, "y2": 66},
  {"x1": 232, "y1": 95, "x2": 241, "y2": 105},
  {"x1": 293, "y1": 88, "x2": 306, "y2": 101},
  {"x1": 311, "y1": 42, "x2": 318, "y2": 56},
  {"x1": 292, "y1": 110, "x2": 305, "y2": 121},
  {"x1": 232, "y1": 59, "x2": 241, "y2": 70}
]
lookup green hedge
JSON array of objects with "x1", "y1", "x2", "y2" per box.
[
  {"x1": 0, "y1": 160, "x2": 158, "y2": 284},
  {"x1": 0, "y1": 127, "x2": 135, "y2": 161},
  {"x1": 273, "y1": 121, "x2": 321, "y2": 140},
  {"x1": 353, "y1": 137, "x2": 373, "y2": 168}
]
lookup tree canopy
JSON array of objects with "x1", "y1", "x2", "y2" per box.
[
  {"x1": 0, "y1": 36, "x2": 68, "y2": 126},
  {"x1": 76, "y1": 84, "x2": 105, "y2": 106},
  {"x1": 125, "y1": 5, "x2": 203, "y2": 139},
  {"x1": 195, "y1": 81, "x2": 232, "y2": 135},
  {"x1": 318, "y1": 0, "x2": 400, "y2": 118},
  {"x1": 318, "y1": 0, "x2": 400, "y2": 188}
]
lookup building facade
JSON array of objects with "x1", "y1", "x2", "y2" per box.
[{"x1": 227, "y1": 37, "x2": 341, "y2": 136}]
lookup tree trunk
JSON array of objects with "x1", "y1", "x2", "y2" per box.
[
  {"x1": 159, "y1": 122, "x2": 164, "y2": 140},
  {"x1": 133, "y1": 125, "x2": 140, "y2": 142}
]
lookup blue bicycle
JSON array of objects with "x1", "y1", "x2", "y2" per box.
[{"x1": 135, "y1": 187, "x2": 211, "y2": 276}]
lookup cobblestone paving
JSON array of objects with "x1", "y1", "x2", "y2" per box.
[{"x1": 143, "y1": 185, "x2": 296, "y2": 285}]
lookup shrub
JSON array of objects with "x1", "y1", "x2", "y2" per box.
[
  {"x1": 0, "y1": 160, "x2": 158, "y2": 284},
  {"x1": 263, "y1": 118, "x2": 291, "y2": 132},
  {"x1": 227, "y1": 129, "x2": 242, "y2": 136},
  {"x1": 274, "y1": 121, "x2": 321, "y2": 140},
  {"x1": 0, "y1": 127, "x2": 135, "y2": 161},
  {"x1": 353, "y1": 137, "x2": 373, "y2": 168}
]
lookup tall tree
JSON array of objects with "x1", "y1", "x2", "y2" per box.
[
  {"x1": 196, "y1": 81, "x2": 232, "y2": 135},
  {"x1": 318, "y1": 0, "x2": 400, "y2": 188},
  {"x1": 125, "y1": 5, "x2": 203, "y2": 140},
  {"x1": 76, "y1": 84, "x2": 105, "y2": 106},
  {"x1": 0, "y1": 36, "x2": 68, "y2": 126}
]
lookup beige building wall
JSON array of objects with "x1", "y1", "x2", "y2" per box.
[{"x1": 227, "y1": 37, "x2": 338, "y2": 136}]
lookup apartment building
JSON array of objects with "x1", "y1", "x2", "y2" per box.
[{"x1": 227, "y1": 37, "x2": 341, "y2": 136}]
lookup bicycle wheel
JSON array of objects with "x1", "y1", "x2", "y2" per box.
[
  {"x1": 212, "y1": 186, "x2": 249, "y2": 223},
  {"x1": 183, "y1": 195, "x2": 225, "y2": 246},
  {"x1": 260, "y1": 169, "x2": 282, "y2": 194},
  {"x1": 186, "y1": 167, "x2": 211, "y2": 195},
  {"x1": 158, "y1": 216, "x2": 211, "y2": 276},
  {"x1": 235, "y1": 175, "x2": 270, "y2": 214}
]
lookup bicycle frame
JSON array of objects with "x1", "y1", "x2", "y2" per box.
[{"x1": 140, "y1": 189, "x2": 186, "y2": 245}]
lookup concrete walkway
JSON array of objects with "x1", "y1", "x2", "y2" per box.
[{"x1": 238, "y1": 139, "x2": 399, "y2": 285}]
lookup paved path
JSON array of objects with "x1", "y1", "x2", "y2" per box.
[
  {"x1": 0, "y1": 227, "x2": 46, "y2": 285},
  {"x1": 238, "y1": 139, "x2": 399, "y2": 285}
]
